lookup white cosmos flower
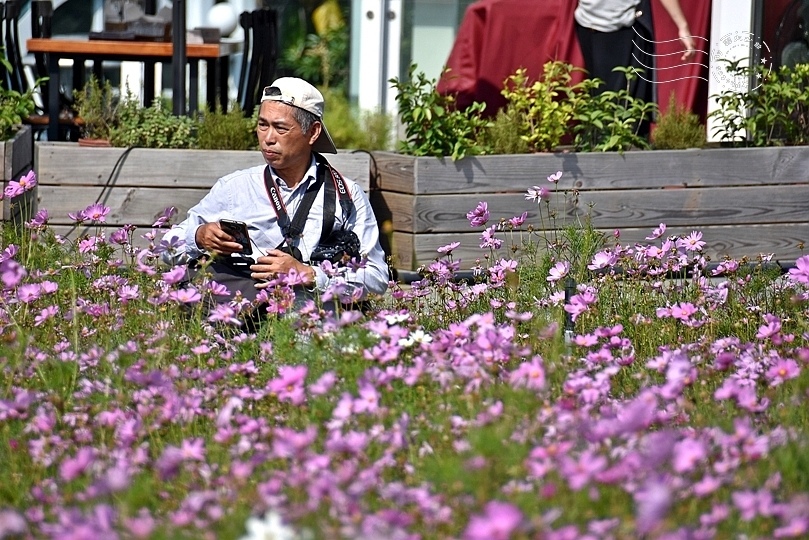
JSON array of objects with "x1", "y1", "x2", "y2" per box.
[{"x1": 240, "y1": 510, "x2": 308, "y2": 540}]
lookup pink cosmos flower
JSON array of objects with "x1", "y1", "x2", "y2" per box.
[
  {"x1": 39, "y1": 281, "x2": 58, "y2": 294},
  {"x1": 732, "y1": 489, "x2": 774, "y2": 521},
  {"x1": 646, "y1": 223, "x2": 667, "y2": 240},
  {"x1": 677, "y1": 230, "x2": 706, "y2": 252},
  {"x1": 508, "y1": 211, "x2": 528, "y2": 227},
  {"x1": 3, "y1": 170, "x2": 36, "y2": 199},
  {"x1": 547, "y1": 170, "x2": 563, "y2": 183},
  {"x1": 712, "y1": 259, "x2": 740, "y2": 275},
  {"x1": 437, "y1": 241, "x2": 461, "y2": 254},
  {"x1": 161, "y1": 266, "x2": 187, "y2": 286},
  {"x1": 560, "y1": 450, "x2": 607, "y2": 490},
  {"x1": 0, "y1": 245, "x2": 18, "y2": 263},
  {"x1": 117, "y1": 285, "x2": 140, "y2": 303},
  {"x1": 208, "y1": 304, "x2": 241, "y2": 325},
  {"x1": 83, "y1": 203, "x2": 111, "y2": 223},
  {"x1": 59, "y1": 447, "x2": 95, "y2": 481},
  {"x1": 353, "y1": 382, "x2": 380, "y2": 414},
  {"x1": 0, "y1": 510, "x2": 27, "y2": 538},
  {"x1": 308, "y1": 371, "x2": 336, "y2": 395},
  {"x1": 635, "y1": 478, "x2": 672, "y2": 534},
  {"x1": 508, "y1": 356, "x2": 546, "y2": 391},
  {"x1": 765, "y1": 358, "x2": 800, "y2": 387},
  {"x1": 78, "y1": 235, "x2": 101, "y2": 254},
  {"x1": 179, "y1": 438, "x2": 206, "y2": 461},
  {"x1": 168, "y1": 287, "x2": 201, "y2": 304},
  {"x1": 1, "y1": 260, "x2": 26, "y2": 289},
  {"x1": 756, "y1": 313, "x2": 782, "y2": 340},
  {"x1": 16, "y1": 284, "x2": 41, "y2": 303},
  {"x1": 464, "y1": 501, "x2": 523, "y2": 540},
  {"x1": 124, "y1": 509, "x2": 155, "y2": 539},
  {"x1": 693, "y1": 476, "x2": 722, "y2": 497},
  {"x1": 670, "y1": 302, "x2": 698, "y2": 321},
  {"x1": 466, "y1": 201, "x2": 490, "y2": 227},
  {"x1": 787, "y1": 254, "x2": 809, "y2": 285},
  {"x1": 152, "y1": 206, "x2": 178, "y2": 227},
  {"x1": 563, "y1": 291, "x2": 597, "y2": 322},
  {"x1": 672, "y1": 437, "x2": 708, "y2": 473},
  {"x1": 547, "y1": 261, "x2": 570, "y2": 283},
  {"x1": 110, "y1": 226, "x2": 133, "y2": 245},
  {"x1": 774, "y1": 516, "x2": 809, "y2": 538},
  {"x1": 588, "y1": 250, "x2": 617, "y2": 271},
  {"x1": 267, "y1": 365, "x2": 308, "y2": 405},
  {"x1": 480, "y1": 225, "x2": 503, "y2": 250},
  {"x1": 25, "y1": 209, "x2": 49, "y2": 230},
  {"x1": 34, "y1": 305, "x2": 59, "y2": 326}
]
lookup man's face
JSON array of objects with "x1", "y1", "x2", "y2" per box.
[{"x1": 256, "y1": 101, "x2": 320, "y2": 173}]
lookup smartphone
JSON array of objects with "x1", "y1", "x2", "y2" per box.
[{"x1": 219, "y1": 219, "x2": 253, "y2": 255}]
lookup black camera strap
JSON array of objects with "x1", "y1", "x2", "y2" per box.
[
  {"x1": 262, "y1": 166, "x2": 324, "y2": 245},
  {"x1": 262, "y1": 154, "x2": 356, "y2": 252},
  {"x1": 315, "y1": 153, "x2": 355, "y2": 243}
]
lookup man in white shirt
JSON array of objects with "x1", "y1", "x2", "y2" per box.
[{"x1": 161, "y1": 77, "x2": 389, "y2": 307}]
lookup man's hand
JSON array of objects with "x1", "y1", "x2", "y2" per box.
[
  {"x1": 250, "y1": 249, "x2": 316, "y2": 288},
  {"x1": 195, "y1": 223, "x2": 245, "y2": 255}
]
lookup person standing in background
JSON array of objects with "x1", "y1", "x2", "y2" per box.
[{"x1": 575, "y1": 0, "x2": 697, "y2": 106}]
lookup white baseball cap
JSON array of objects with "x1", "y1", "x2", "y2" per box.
[{"x1": 261, "y1": 77, "x2": 337, "y2": 154}]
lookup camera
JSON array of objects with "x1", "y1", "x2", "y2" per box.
[{"x1": 310, "y1": 230, "x2": 361, "y2": 264}]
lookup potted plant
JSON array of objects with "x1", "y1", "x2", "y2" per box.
[{"x1": 73, "y1": 75, "x2": 119, "y2": 146}]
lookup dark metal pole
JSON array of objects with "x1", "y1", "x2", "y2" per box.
[
  {"x1": 172, "y1": 0, "x2": 187, "y2": 116},
  {"x1": 564, "y1": 276, "x2": 576, "y2": 344}
]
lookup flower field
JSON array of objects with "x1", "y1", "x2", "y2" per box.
[{"x1": 1, "y1": 171, "x2": 809, "y2": 539}]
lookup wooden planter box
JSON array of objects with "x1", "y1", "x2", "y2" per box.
[
  {"x1": 371, "y1": 148, "x2": 809, "y2": 270},
  {"x1": 2, "y1": 125, "x2": 35, "y2": 226},
  {"x1": 35, "y1": 142, "x2": 372, "y2": 246}
]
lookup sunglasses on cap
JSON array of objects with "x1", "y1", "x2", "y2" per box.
[{"x1": 262, "y1": 86, "x2": 295, "y2": 105}]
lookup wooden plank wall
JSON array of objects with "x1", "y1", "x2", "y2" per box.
[
  {"x1": 35, "y1": 143, "x2": 372, "y2": 233},
  {"x1": 2, "y1": 126, "x2": 35, "y2": 224},
  {"x1": 370, "y1": 149, "x2": 809, "y2": 270}
]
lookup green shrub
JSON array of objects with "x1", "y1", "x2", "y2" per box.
[
  {"x1": 483, "y1": 107, "x2": 530, "y2": 155},
  {"x1": 710, "y1": 62, "x2": 809, "y2": 146},
  {"x1": 196, "y1": 104, "x2": 258, "y2": 151},
  {"x1": 110, "y1": 91, "x2": 196, "y2": 149},
  {"x1": 73, "y1": 75, "x2": 119, "y2": 141},
  {"x1": 652, "y1": 93, "x2": 706, "y2": 150},
  {"x1": 500, "y1": 63, "x2": 592, "y2": 152},
  {"x1": 573, "y1": 67, "x2": 658, "y2": 152},
  {"x1": 0, "y1": 56, "x2": 37, "y2": 140},
  {"x1": 392, "y1": 64, "x2": 491, "y2": 161},
  {"x1": 322, "y1": 87, "x2": 393, "y2": 151},
  {"x1": 281, "y1": 26, "x2": 349, "y2": 90}
]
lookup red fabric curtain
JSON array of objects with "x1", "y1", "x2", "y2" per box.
[{"x1": 437, "y1": 0, "x2": 712, "y2": 119}]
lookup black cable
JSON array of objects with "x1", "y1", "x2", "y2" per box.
[
  {"x1": 60, "y1": 145, "x2": 135, "y2": 239},
  {"x1": 349, "y1": 149, "x2": 381, "y2": 191}
]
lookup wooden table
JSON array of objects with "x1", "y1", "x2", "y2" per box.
[{"x1": 26, "y1": 37, "x2": 240, "y2": 141}]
